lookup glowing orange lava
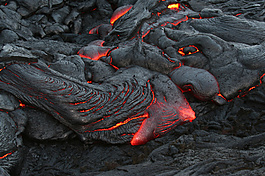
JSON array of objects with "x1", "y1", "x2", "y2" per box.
[
  {"x1": 130, "y1": 117, "x2": 149, "y2": 146},
  {"x1": 217, "y1": 93, "x2": 227, "y2": 101},
  {"x1": 18, "y1": 100, "x2": 26, "y2": 107},
  {"x1": 86, "y1": 113, "x2": 148, "y2": 132},
  {"x1": 235, "y1": 73, "x2": 265, "y2": 99},
  {"x1": 178, "y1": 45, "x2": 199, "y2": 56},
  {"x1": 168, "y1": 3, "x2": 180, "y2": 10},
  {"x1": 110, "y1": 5, "x2": 133, "y2": 25},
  {"x1": 19, "y1": 103, "x2": 26, "y2": 107},
  {"x1": 0, "y1": 152, "x2": 13, "y2": 159},
  {"x1": 131, "y1": 100, "x2": 196, "y2": 145},
  {"x1": 109, "y1": 56, "x2": 119, "y2": 70},
  {"x1": 77, "y1": 40, "x2": 112, "y2": 60},
  {"x1": 177, "y1": 106, "x2": 196, "y2": 122},
  {"x1": 89, "y1": 24, "x2": 102, "y2": 34}
]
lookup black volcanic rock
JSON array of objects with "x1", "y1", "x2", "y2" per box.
[{"x1": 0, "y1": 0, "x2": 265, "y2": 176}]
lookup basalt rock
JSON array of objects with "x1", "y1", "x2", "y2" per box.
[{"x1": 0, "y1": 0, "x2": 265, "y2": 175}]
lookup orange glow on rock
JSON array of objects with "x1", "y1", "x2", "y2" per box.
[
  {"x1": 130, "y1": 117, "x2": 149, "y2": 146},
  {"x1": 217, "y1": 93, "x2": 227, "y2": 101},
  {"x1": 0, "y1": 67, "x2": 6, "y2": 72},
  {"x1": 168, "y1": 3, "x2": 181, "y2": 10},
  {"x1": 131, "y1": 99, "x2": 196, "y2": 145},
  {"x1": 160, "y1": 16, "x2": 189, "y2": 28},
  {"x1": 19, "y1": 100, "x2": 26, "y2": 107},
  {"x1": 19, "y1": 103, "x2": 26, "y2": 107},
  {"x1": 177, "y1": 106, "x2": 196, "y2": 122},
  {"x1": 110, "y1": 5, "x2": 133, "y2": 25},
  {"x1": 178, "y1": 45, "x2": 199, "y2": 56},
  {"x1": 260, "y1": 73, "x2": 265, "y2": 84},
  {"x1": 109, "y1": 56, "x2": 119, "y2": 70},
  {"x1": 86, "y1": 113, "x2": 149, "y2": 132},
  {"x1": 89, "y1": 24, "x2": 102, "y2": 34},
  {"x1": 235, "y1": 73, "x2": 265, "y2": 99},
  {"x1": 0, "y1": 152, "x2": 13, "y2": 159},
  {"x1": 78, "y1": 40, "x2": 112, "y2": 60}
]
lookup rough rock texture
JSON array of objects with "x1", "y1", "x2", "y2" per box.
[{"x1": 0, "y1": 0, "x2": 265, "y2": 175}]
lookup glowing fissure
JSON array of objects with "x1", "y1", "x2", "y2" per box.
[
  {"x1": 85, "y1": 113, "x2": 148, "y2": 132},
  {"x1": 233, "y1": 73, "x2": 265, "y2": 99},
  {"x1": 161, "y1": 16, "x2": 189, "y2": 27},
  {"x1": 77, "y1": 40, "x2": 111, "y2": 61},
  {"x1": 130, "y1": 117, "x2": 148, "y2": 145},
  {"x1": 0, "y1": 152, "x2": 13, "y2": 160},
  {"x1": 69, "y1": 93, "x2": 94, "y2": 105},
  {"x1": 110, "y1": 5, "x2": 133, "y2": 25},
  {"x1": 0, "y1": 67, "x2": 5, "y2": 72},
  {"x1": 167, "y1": 3, "x2": 181, "y2": 10},
  {"x1": 145, "y1": 89, "x2": 156, "y2": 110},
  {"x1": 19, "y1": 100, "x2": 26, "y2": 107},
  {"x1": 109, "y1": 57, "x2": 119, "y2": 70},
  {"x1": 89, "y1": 24, "x2": 102, "y2": 34},
  {"x1": 217, "y1": 93, "x2": 227, "y2": 101},
  {"x1": 178, "y1": 45, "x2": 200, "y2": 56}
]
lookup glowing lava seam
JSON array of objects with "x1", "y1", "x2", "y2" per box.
[{"x1": 0, "y1": 152, "x2": 13, "y2": 159}]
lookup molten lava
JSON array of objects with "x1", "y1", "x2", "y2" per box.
[
  {"x1": 0, "y1": 152, "x2": 13, "y2": 159},
  {"x1": 131, "y1": 100, "x2": 196, "y2": 145},
  {"x1": 110, "y1": 5, "x2": 133, "y2": 25},
  {"x1": 178, "y1": 45, "x2": 200, "y2": 56},
  {"x1": 168, "y1": 3, "x2": 180, "y2": 10},
  {"x1": 19, "y1": 103, "x2": 26, "y2": 107},
  {"x1": 167, "y1": 3, "x2": 185, "y2": 11},
  {"x1": 77, "y1": 40, "x2": 112, "y2": 60},
  {"x1": 89, "y1": 24, "x2": 102, "y2": 34},
  {"x1": 85, "y1": 113, "x2": 149, "y2": 133}
]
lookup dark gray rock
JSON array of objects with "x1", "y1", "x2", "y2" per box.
[
  {"x1": 96, "y1": 0, "x2": 113, "y2": 18},
  {"x1": 110, "y1": 41, "x2": 181, "y2": 74},
  {"x1": 0, "y1": 111, "x2": 21, "y2": 173},
  {"x1": 73, "y1": 16, "x2": 82, "y2": 34},
  {"x1": 51, "y1": 6, "x2": 70, "y2": 23},
  {"x1": 0, "y1": 29, "x2": 19, "y2": 44},
  {"x1": 0, "y1": 44, "x2": 38, "y2": 63},
  {"x1": 24, "y1": 108, "x2": 72, "y2": 141},
  {"x1": 64, "y1": 8, "x2": 80, "y2": 25},
  {"x1": 0, "y1": 1, "x2": 264, "y2": 176},
  {"x1": 44, "y1": 23, "x2": 69, "y2": 35},
  {"x1": 50, "y1": 0, "x2": 64, "y2": 7},
  {"x1": 14, "y1": 40, "x2": 82, "y2": 56},
  {"x1": 105, "y1": 0, "x2": 160, "y2": 43},
  {"x1": 50, "y1": 55, "x2": 86, "y2": 82},
  {"x1": 17, "y1": 0, "x2": 49, "y2": 15},
  {"x1": 0, "y1": 90, "x2": 19, "y2": 111},
  {"x1": 5, "y1": 1, "x2": 17, "y2": 11},
  {"x1": 190, "y1": 15, "x2": 265, "y2": 45},
  {"x1": 84, "y1": 59, "x2": 116, "y2": 82}
]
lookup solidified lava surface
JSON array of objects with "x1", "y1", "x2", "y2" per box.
[{"x1": 0, "y1": 0, "x2": 265, "y2": 175}]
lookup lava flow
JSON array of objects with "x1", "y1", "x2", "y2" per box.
[
  {"x1": 77, "y1": 40, "x2": 113, "y2": 60},
  {"x1": 110, "y1": 5, "x2": 133, "y2": 25},
  {"x1": 0, "y1": 152, "x2": 13, "y2": 160},
  {"x1": 167, "y1": 3, "x2": 184, "y2": 11},
  {"x1": 131, "y1": 100, "x2": 196, "y2": 146},
  {"x1": 178, "y1": 45, "x2": 200, "y2": 56}
]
